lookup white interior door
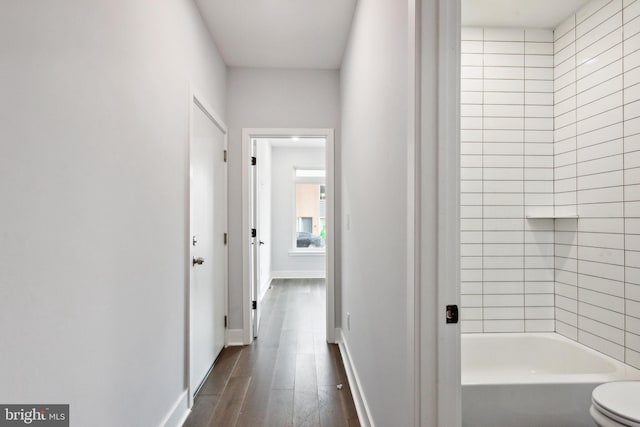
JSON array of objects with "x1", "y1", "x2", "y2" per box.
[
  {"x1": 190, "y1": 100, "x2": 226, "y2": 396},
  {"x1": 250, "y1": 139, "x2": 261, "y2": 339},
  {"x1": 256, "y1": 141, "x2": 271, "y2": 306}
]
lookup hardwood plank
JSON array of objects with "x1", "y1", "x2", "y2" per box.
[
  {"x1": 207, "y1": 376, "x2": 251, "y2": 427},
  {"x1": 198, "y1": 346, "x2": 243, "y2": 396},
  {"x1": 271, "y1": 348, "x2": 296, "y2": 390},
  {"x1": 259, "y1": 311, "x2": 284, "y2": 350},
  {"x1": 182, "y1": 279, "x2": 360, "y2": 427},
  {"x1": 297, "y1": 331, "x2": 315, "y2": 355},
  {"x1": 182, "y1": 394, "x2": 218, "y2": 427},
  {"x1": 295, "y1": 353, "x2": 318, "y2": 392},
  {"x1": 293, "y1": 389, "x2": 321, "y2": 427},
  {"x1": 278, "y1": 328, "x2": 298, "y2": 353},
  {"x1": 318, "y1": 385, "x2": 349, "y2": 427},
  {"x1": 265, "y1": 388, "x2": 294, "y2": 427},
  {"x1": 337, "y1": 381, "x2": 360, "y2": 426},
  {"x1": 233, "y1": 345, "x2": 260, "y2": 376},
  {"x1": 294, "y1": 353, "x2": 320, "y2": 427},
  {"x1": 331, "y1": 349, "x2": 359, "y2": 425},
  {"x1": 315, "y1": 344, "x2": 346, "y2": 387},
  {"x1": 234, "y1": 349, "x2": 278, "y2": 427}
]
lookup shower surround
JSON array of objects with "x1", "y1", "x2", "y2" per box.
[{"x1": 460, "y1": 0, "x2": 640, "y2": 370}]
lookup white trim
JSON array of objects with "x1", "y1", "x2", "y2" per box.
[
  {"x1": 271, "y1": 270, "x2": 326, "y2": 279},
  {"x1": 436, "y1": 1, "x2": 461, "y2": 426},
  {"x1": 242, "y1": 128, "x2": 336, "y2": 344},
  {"x1": 159, "y1": 390, "x2": 190, "y2": 427},
  {"x1": 414, "y1": 1, "x2": 462, "y2": 425},
  {"x1": 325, "y1": 130, "x2": 336, "y2": 344},
  {"x1": 408, "y1": 0, "x2": 420, "y2": 426},
  {"x1": 186, "y1": 85, "x2": 229, "y2": 408},
  {"x1": 416, "y1": 1, "x2": 462, "y2": 426},
  {"x1": 225, "y1": 329, "x2": 245, "y2": 346},
  {"x1": 287, "y1": 250, "x2": 326, "y2": 256},
  {"x1": 241, "y1": 131, "x2": 250, "y2": 345},
  {"x1": 337, "y1": 329, "x2": 374, "y2": 427}
]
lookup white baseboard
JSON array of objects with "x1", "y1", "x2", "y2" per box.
[
  {"x1": 225, "y1": 329, "x2": 245, "y2": 346},
  {"x1": 160, "y1": 390, "x2": 190, "y2": 427},
  {"x1": 337, "y1": 328, "x2": 374, "y2": 427},
  {"x1": 271, "y1": 270, "x2": 326, "y2": 279},
  {"x1": 329, "y1": 327, "x2": 340, "y2": 344}
]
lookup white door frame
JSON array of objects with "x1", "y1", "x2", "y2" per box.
[
  {"x1": 412, "y1": 0, "x2": 461, "y2": 426},
  {"x1": 433, "y1": 0, "x2": 461, "y2": 425},
  {"x1": 186, "y1": 87, "x2": 229, "y2": 409},
  {"x1": 241, "y1": 128, "x2": 336, "y2": 344}
]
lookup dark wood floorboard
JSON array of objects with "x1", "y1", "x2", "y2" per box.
[
  {"x1": 182, "y1": 395, "x2": 218, "y2": 427},
  {"x1": 208, "y1": 376, "x2": 251, "y2": 427},
  {"x1": 266, "y1": 388, "x2": 294, "y2": 427},
  {"x1": 198, "y1": 346, "x2": 243, "y2": 396},
  {"x1": 318, "y1": 386, "x2": 349, "y2": 427},
  {"x1": 182, "y1": 278, "x2": 360, "y2": 427}
]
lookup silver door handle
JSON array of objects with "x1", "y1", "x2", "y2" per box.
[{"x1": 192, "y1": 256, "x2": 205, "y2": 266}]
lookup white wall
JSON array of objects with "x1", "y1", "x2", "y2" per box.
[
  {"x1": 0, "y1": 1, "x2": 226, "y2": 426},
  {"x1": 340, "y1": 0, "x2": 412, "y2": 425},
  {"x1": 270, "y1": 146, "x2": 326, "y2": 276},
  {"x1": 553, "y1": 0, "x2": 640, "y2": 369},
  {"x1": 226, "y1": 67, "x2": 340, "y2": 328}
]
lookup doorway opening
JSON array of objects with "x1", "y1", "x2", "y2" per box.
[{"x1": 242, "y1": 129, "x2": 335, "y2": 344}]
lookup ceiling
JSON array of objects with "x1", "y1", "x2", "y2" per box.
[
  {"x1": 462, "y1": 0, "x2": 591, "y2": 29},
  {"x1": 196, "y1": 1, "x2": 592, "y2": 70},
  {"x1": 194, "y1": 0, "x2": 357, "y2": 69}
]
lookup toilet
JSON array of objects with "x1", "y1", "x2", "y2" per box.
[{"x1": 590, "y1": 381, "x2": 640, "y2": 427}]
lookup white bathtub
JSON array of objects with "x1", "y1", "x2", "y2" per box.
[{"x1": 462, "y1": 333, "x2": 640, "y2": 427}]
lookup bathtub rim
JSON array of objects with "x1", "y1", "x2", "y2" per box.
[{"x1": 461, "y1": 332, "x2": 640, "y2": 386}]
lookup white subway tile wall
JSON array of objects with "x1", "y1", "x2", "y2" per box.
[
  {"x1": 552, "y1": 0, "x2": 640, "y2": 369},
  {"x1": 625, "y1": 0, "x2": 640, "y2": 369},
  {"x1": 461, "y1": 27, "x2": 556, "y2": 334},
  {"x1": 461, "y1": 0, "x2": 640, "y2": 370}
]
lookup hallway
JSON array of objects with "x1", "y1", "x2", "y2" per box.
[
  {"x1": 184, "y1": 279, "x2": 360, "y2": 427},
  {"x1": 2, "y1": 1, "x2": 445, "y2": 425}
]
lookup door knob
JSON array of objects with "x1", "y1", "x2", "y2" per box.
[
  {"x1": 259, "y1": 241, "x2": 265, "y2": 245},
  {"x1": 192, "y1": 256, "x2": 205, "y2": 266}
]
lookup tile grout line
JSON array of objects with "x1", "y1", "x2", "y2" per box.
[
  {"x1": 482, "y1": 26, "x2": 485, "y2": 333},
  {"x1": 623, "y1": 1, "x2": 628, "y2": 364}
]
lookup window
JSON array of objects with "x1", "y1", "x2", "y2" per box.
[{"x1": 294, "y1": 169, "x2": 326, "y2": 250}]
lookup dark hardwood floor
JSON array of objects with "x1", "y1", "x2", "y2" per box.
[{"x1": 183, "y1": 278, "x2": 360, "y2": 427}]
